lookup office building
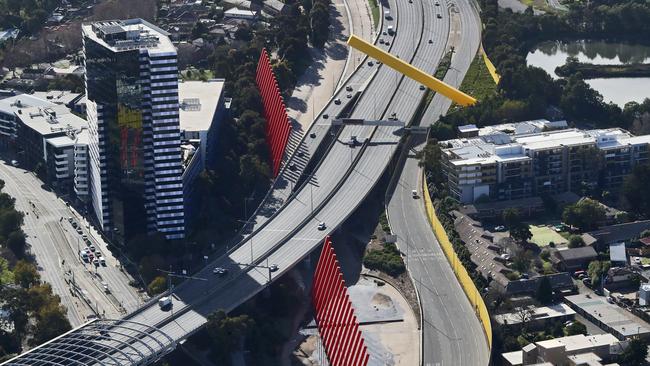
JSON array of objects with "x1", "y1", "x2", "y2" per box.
[
  {"x1": 502, "y1": 333, "x2": 622, "y2": 366},
  {"x1": 178, "y1": 79, "x2": 226, "y2": 230},
  {"x1": 441, "y1": 123, "x2": 650, "y2": 203},
  {"x1": 83, "y1": 19, "x2": 185, "y2": 242}
]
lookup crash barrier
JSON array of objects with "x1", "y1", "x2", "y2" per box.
[{"x1": 422, "y1": 175, "x2": 492, "y2": 348}]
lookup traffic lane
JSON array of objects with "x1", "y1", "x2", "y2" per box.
[
  {"x1": 0, "y1": 161, "x2": 87, "y2": 325},
  {"x1": 391, "y1": 155, "x2": 488, "y2": 365}
]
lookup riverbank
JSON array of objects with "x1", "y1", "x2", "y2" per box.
[{"x1": 555, "y1": 62, "x2": 650, "y2": 79}]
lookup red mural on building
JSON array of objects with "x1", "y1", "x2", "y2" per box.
[
  {"x1": 255, "y1": 48, "x2": 291, "y2": 177},
  {"x1": 312, "y1": 237, "x2": 370, "y2": 366}
]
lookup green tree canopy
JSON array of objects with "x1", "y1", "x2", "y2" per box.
[
  {"x1": 562, "y1": 198, "x2": 606, "y2": 231},
  {"x1": 564, "y1": 320, "x2": 587, "y2": 336}
]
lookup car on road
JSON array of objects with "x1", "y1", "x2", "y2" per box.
[
  {"x1": 345, "y1": 85, "x2": 353, "y2": 92},
  {"x1": 310, "y1": 132, "x2": 317, "y2": 138},
  {"x1": 89, "y1": 245, "x2": 95, "y2": 252},
  {"x1": 213, "y1": 267, "x2": 228, "y2": 277},
  {"x1": 92, "y1": 258, "x2": 99, "y2": 266},
  {"x1": 269, "y1": 264, "x2": 279, "y2": 272},
  {"x1": 389, "y1": 112, "x2": 397, "y2": 120},
  {"x1": 76, "y1": 227, "x2": 83, "y2": 234},
  {"x1": 72, "y1": 221, "x2": 78, "y2": 228},
  {"x1": 80, "y1": 250, "x2": 89, "y2": 262},
  {"x1": 317, "y1": 222, "x2": 326, "y2": 230},
  {"x1": 582, "y1": 277, "x2": 592, "y2": 286},
  {"x1": 334, "y1": 98, "x2": 341, "y2": 105},
  {"x1": 367, "y1": 61, "x2": 374, "y2": 66},
  {"x1": 437, "y1": 14, "x2": 442, "y2": 18},
  {"x1": 101, "y1": 281, "x2": 110, "y2": 293},
  {"x1": 435, "y1": 1, "x2": 440, "y2": 5},
  {"x1": 493, "y1": 225, "x2": 506, "y2": 232},
  {"x1": 347, "y1": 93, "x2": 353, "y2": 98},
  {"x1": 573, "y1": 270, "x2": 586, "y2": 278},
  {"x1": 82, "y1": 234, "x2": 88, "y2": 241},
  {"x1": 10, "y1": 160, "x2": 18, "y2": 166},
  {"x1": 99, "y1": 256, "x2": 106, "y2": 265},
  {"x1": 348, "y1": 135, "x2": 358, "y2": 146},
  {"x1": 411, "y1": 190, "x2": 418, "y2": 198},
  {"x1": 322, "y1": 114, "x2": 329, "y2": 119},
  {"x1": 379, "y1": 39, "x2": 385, "y2": 44},
  {"x1": 68, "y1": 217, "x2": 73, "y2": 222},
  {"x1": 419, "y1": 85, "x2": 426, "y2": 90},
  {"x1": 428, "y1": 39, "x2": 433, "y2": 44}
]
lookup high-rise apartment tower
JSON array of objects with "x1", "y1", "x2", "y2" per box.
[{"x1": 82, "y1": 19, "x2": 184, "y2": 242}]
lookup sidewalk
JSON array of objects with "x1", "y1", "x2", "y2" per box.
[{"x1": 285, "y1": 0, "x2": 374, "y2": 136}]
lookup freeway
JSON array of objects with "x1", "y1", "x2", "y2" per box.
[
  {"x1": 0, "y1": 159, "x2": 144, "y2": 326},
  {"x1": 3, "y1": 0, "x2": 468, "y2": 362},
  {"x1": 387, "y1": 0, "x2": 491, "y2": 365}
]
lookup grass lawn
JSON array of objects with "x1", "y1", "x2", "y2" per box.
[
  {"x1": 368, "y1": 0, "x2": 380, "y2": 29},
  {"x1": 449, "y1": 53, "x2": 497, "y2": 112},
  {"x1": 530, "y1": 224, "x2": 567, "y2": 247},
  {"x1": 180, "y1": 67, "x2": 215, "y2": 81}
]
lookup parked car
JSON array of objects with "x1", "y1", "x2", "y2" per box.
[{"x1": 493, "y1": 225, "x2": 506, "y2": 232}]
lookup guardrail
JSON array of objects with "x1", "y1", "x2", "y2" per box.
[{"x1": 421, "y1": 173, "x2": 493, "y2": 349}]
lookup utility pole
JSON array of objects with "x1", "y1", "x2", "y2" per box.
[
  {"x1": 235, "y1": 262, "x2": 276, "y2": 284},
  {"x1": 156, "y1": 268, "x2": 208, "y2": 315}
]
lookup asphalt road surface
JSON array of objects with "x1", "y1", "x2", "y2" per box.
[
  {"x1": 0, "y1": 158, "x2": 144, "y2": 326},
  {"x1": 387, "y1": 0, "x2": 491, "y2": 364}
]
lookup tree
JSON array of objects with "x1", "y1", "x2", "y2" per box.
[
  {"x1": 13, "y1": 260, "x2": 39, "y2": 288},
  {"x1": 536, "y1": 276, "x2": 553, "y2": 304},
  {"x1": 30, "y1": 303, "x2": 71, "y2": 346},
  {"x1": 564, "y1": 320, "x2": 587, "y2": 336},
  {"x1": 587, "y1": 260, "x2": 611, "y2": 288},
  {"x1": 510, "y1": 224, "x2": 533, "y2": 244},
  {"x1": 147, "y1": 276, "x2": 167, "y2": 296},
  {"x1": 619, "y1": 338, "x2": 648, "y2": 366},
  {"x1": 310, "y1": 0, "x2": 330, "y2": 48},
  {"x1": 6, "y1": 230, "x2": 26, "y2": 258},
  {"x1": 562, "y1": 198, "x2": 606, "y2": 231},
  {"x1": 502, "y1": 208, "x2": 522, "y2": 229},
  {"x1": 568, "y1": 235, "x2": 585, "y2": 248},
  {"x1": 206, "y1": 310, "x2": 255, "y2": 363}
]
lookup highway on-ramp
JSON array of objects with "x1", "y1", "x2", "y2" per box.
[{"x1": 387, "y1": 0, "x2": 491, "y2": 365}]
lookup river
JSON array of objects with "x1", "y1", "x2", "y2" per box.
[{"x1": 526, "y1": 40, "x2": 650, "y2": 107}]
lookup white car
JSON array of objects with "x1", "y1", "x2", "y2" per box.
[
  {"x1": 99, "y1": 256, "x2": 106, "y2": 265},
  {"x1": 411, "y1": 190, "x2": 418, "y2": 199},
  {"x1": 317, "y1": 222, "x2": 326, "y2": 230}
]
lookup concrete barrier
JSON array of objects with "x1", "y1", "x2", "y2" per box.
[{"x1": 421, "y1": 174, "x2": 492, "y2": 348}]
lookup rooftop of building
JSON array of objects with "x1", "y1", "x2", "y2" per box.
[
  {"x1": 19, "y1": 104, "x2": 87, "y2": 137},
  {"x1": 443, "y1": 124, "x2": 650, "y2": 166},
  {"x1": 582, "y1": 220, "x2": 650, "y2": 246},
  {"x1": 0, "y1": 94, "x2": 56, "y2": 115},
  {"x1": 30, "y1": 90, "x2": 82, "y2": 106},
  {"x1": 178, "y1": 79, "x2": 225, "y2": 132},
  {"x1": 494, "y1": 303, "x2": 576, "y2": 326},
  {"x1": 565, "y1": 293, "x2": 650, "y2": 338},
  {"x1": 554, "y1": 246, "x2": 598, "y2": 262},
  {"x1": 536, "y1": 333, "x2": 619, "y2": 352},
  {"x1": 82, "y1": 18, "x2": 175, "y2": 54}
]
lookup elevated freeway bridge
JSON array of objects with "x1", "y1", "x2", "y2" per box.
[{"x1": 2, "y1": 0, "x2": 490, "y2": 363}]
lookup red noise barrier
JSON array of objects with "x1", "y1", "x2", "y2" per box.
[
  {"x1": 255, "y1": 48, "x2": 291, "y2": 177},
  {"x1": 311, "y1": 237, "x2": 370, "y2": 366}
]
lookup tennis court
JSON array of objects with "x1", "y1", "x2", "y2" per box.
[{"x1": 529, "y1": 224, "x2": 567, "y2": 247}]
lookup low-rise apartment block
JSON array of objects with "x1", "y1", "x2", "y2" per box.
[{"x1": 442, "y1": 121, "x2": 650, "y2": 203}]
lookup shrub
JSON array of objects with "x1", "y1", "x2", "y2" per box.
[{"x1": 363, "y1": 243, "x2": 405, "y2": 277}]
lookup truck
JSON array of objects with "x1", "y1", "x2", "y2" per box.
[
  {"x1": 387, "y1": 25, "x2": 394, "y2": 35},
  {"x1": 158, "y1": 296, "x2": 172, "y2": 310}
]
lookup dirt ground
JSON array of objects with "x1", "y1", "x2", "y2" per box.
[{"x1": 364, "y1": 225, "x2": 422, "y2": 327}]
